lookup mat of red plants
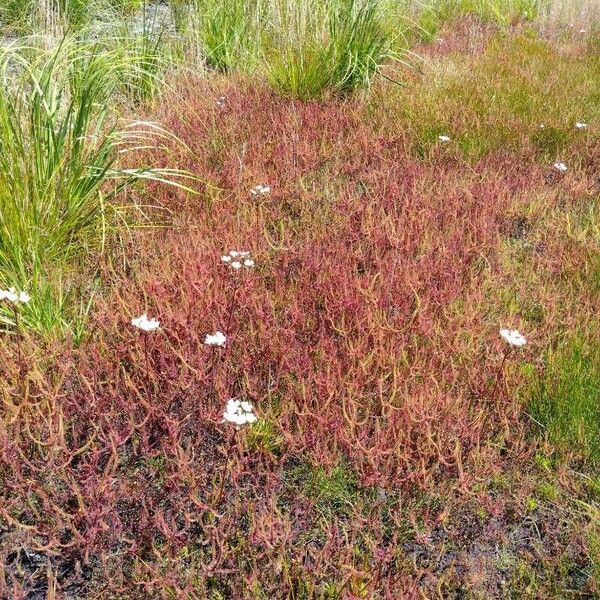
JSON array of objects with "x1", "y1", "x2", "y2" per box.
[{"x1": 2, "y1": 35, "x2": 600, "y2": 599}]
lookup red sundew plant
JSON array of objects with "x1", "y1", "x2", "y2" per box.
[{"x1": 0, "y1": 75, "x2": 595, "y2": 597}]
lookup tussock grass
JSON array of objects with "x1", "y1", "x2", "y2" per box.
[{"x1": 0, "y1": 40, "x2": 192, "y2": 333}]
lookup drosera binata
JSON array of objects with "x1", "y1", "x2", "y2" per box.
[
  {"x1": 220, "y1": 250, "x2": 257, "y2": 343},
  {"x1": 492, "y1": 328, "x2": 528, "y2": 400},
  {"x1": 575, "y1": 122, "x2": 588, "y2": 130},
  {"x1": 215, "y1": 398, "x2": 258, "y2": 506},
  {"x1": 131, "y1": 312, "x2": 160, "y2": 405},
  {"x1": 553, "y1": 162, "x2": 567, "y2": 173},
  {"x1": 438, "y1": 135, "x2": 451, "y2": 143},
  {"x1": 250, "y1": 185, "x2": 271, "y2": 239},
  {"x1": 1, "y1": 287, "x2": 30, "y2": 387}
]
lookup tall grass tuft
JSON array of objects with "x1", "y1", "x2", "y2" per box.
[
  {"x1": 0, "y1": 40, "x2": 191, "y2": 334},
  {"x1": 265, "y1": 0, "x2": 392, "y2": 99},
  {"x1": 190, "y1": 0, "x2": 261, "y2": 72}
]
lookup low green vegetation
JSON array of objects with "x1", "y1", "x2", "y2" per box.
[{"x1": 531, "y1": 332, "x2": 600, "y2": 469}]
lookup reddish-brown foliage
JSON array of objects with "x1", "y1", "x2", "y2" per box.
[{"x1": 0, "y1": 78, "x2": 592, "y2": 598}]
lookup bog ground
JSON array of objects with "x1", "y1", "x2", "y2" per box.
[{"x1": 0, "y1": 1, "x2": 599, "y2": 598}]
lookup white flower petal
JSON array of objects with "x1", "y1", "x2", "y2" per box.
[
  {"x1": 131, "y1": 313, "x2": 160, "y2": 332},
  {"x1": 500, "y1": 328, "x2": 527, "y2": 347}
]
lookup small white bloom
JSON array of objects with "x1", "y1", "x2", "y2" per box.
[
  {"x1": 222, "y1": 250, "x2": 255, "y2": 269},
  {"x1": 539, "y1": 123, "x2": 545, "y2": 129},
  {"x1": 0, "y1": 287, "x2": 29, "y2": 304},
  {"x1": 500, "y1": 329, "x2": 527, "y2": 347},
  {"x1": 216, "y1": 96, "x2": 226, "y2": 107},
  {"x1": 553, "y1": 162, "x2": 567, "y2": 172},
  {"x1": 438, "y1": 135, "x2": 451, "y2": 143},
  {"x1": 131, "y1": 313, "x2": 160, "y2": 332},
  {"x1": 575, "y1": 122, "x2": 588, "y2": 130},
  {"x1": 250, "y1": 184, "x2": 271, "y2": 196},
  {"x1": 223, "y1": 398, "x2": 257, "y2": 426},
  {"x1": 204, "y1": 330, "x2": 226, "y2": 346},
  {"x1": 579, "y1": 29, "x2": 586, "y2": 34}
]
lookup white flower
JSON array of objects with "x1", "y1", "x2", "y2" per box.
[
  {"x1": 250, "y1": 184, "x2": 271, "y2": 196},
  {"x1": 221, "y1": 250, "x2": 255, "y2": 270},
  {"x1": 0, "y1": 287, "x2": 29, "y2": 304},
  {"x1": 222, "y1": 398, "x2": 257, "y2": 426},
  {"x1": 216, "y1": 96, "x2": 226, "y2": 107},
  {"x1": 539, "y1": 124, "x2": 545, "y2": 129},
  {"x1": 131, "y1": 313, "x2": 160, "y2": 332},
  {"x1": 438, "y1": 135, "x2": 451, "y2": 143},
  {"x1": 204, "y1": 330, "x2": 226, "y2": 346},
  {"x1": 575, "y1": 122, "x2": 588, "y2": 130},
  {"x1": 553, "y1": 162, "x2": 567, "y2": 172},
  {"x1": 500, "y1": 329, "x2": 527, "y2": 347}
]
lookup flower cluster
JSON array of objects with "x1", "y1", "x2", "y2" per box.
[
  {"x1": 222, "y1": 398, "x2": 257, "y2": 427},
  {"x1": 131, "y1": 313, "x2": 160, "y2": 332},
  {"x1": 438, "y1": 135, "x2": 451, "y2": 143},
  {"x1": 553, "y1": 162, "x2": 567, "y2": 172},
  {"x1": 221, "y1": 250, "x2": 255, "y2": 270},
  {"x1": 575, "y1": 122, "x2": 588, "y2": 130},
  {"x1": 250, "y1": 184, "x2": 271, "y2": 196},
  {"x1": 500, "y1": 329, "x2": 527, "y2": 347},
  {"x1": 204, "y1": 330, "x2": 227, "y2": 346},
  {"x1": 0, "y1": 288, "x2": 30, "y2": 304}
]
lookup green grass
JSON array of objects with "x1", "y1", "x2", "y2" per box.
[
  {"x1": 530, "y1": 333, "x2": 600, "y2": 469},
  {"x1": 190, "y1": 0, "x2": 260, "y2": 73},
  {"x1": 372, "y1": 33, "x2": 600, "y2": 162},
  {"x1": 268, "y1": 0, "x2": 393, "y2": 99},
  {"x1": 0, "y1": 40, "x2": 191, "y2": 334}
]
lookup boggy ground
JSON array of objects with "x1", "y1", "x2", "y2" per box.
[{"x1": 1, "y1": 22, "x2": 600, "y2": 599}]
